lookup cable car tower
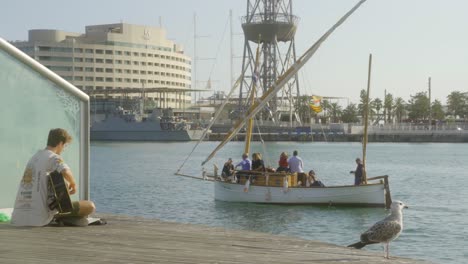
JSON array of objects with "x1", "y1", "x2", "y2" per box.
[{"x1": 238, "y1": 0, "x2": 300, "y2": 123}]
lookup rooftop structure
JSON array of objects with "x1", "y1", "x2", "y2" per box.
[{"x1": 12, "y1": 23, "x2": 192, "y2": 109}]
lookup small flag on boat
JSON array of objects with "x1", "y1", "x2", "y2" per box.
[
  {"x1": 244, "y1": 179, "x2": 250, "y2": 193},
  {"x1": 283, "y1": 176, "x2": 289, "y2": 193},
  {"x1": 309, "y1": 95, "x2": 323, "y2": 113}
]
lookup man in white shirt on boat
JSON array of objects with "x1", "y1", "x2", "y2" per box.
[{"x1": 288, "y1": 150, "x2": 304, "y2": 173}]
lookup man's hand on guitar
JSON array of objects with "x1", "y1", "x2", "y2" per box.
[{"x1": 68, "y1": 181, "x2": 77, "y2": 195}]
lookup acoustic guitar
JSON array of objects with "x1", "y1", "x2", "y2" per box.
[{"x1": 48, "y1": 170, "x2": 73, "y2": 214}]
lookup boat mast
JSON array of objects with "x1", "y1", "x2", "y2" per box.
[
  {"x1": 201, "y1": 0, "x2": 368, "y2": 166},
  {"x1": 362, "y1": 53, "x2": 372, "y2": 184},
  {"x1": 244, "y1": 40, "x2": 261, "y2": 155}
]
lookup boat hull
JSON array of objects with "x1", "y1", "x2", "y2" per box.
[
  {"x1": 90, "y1": 129, "x2": 204, "y2": 141},
  {"x1": 214, "y1": 181, "x2": 386, "y2": 207}
]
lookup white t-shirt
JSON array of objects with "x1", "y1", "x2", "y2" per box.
[
  {"x1": 11, "y1": 149, "x2": 70, "y2": 227},
  {"x1": 288, "y1": 156, "x2": 304, "y2": 173}
]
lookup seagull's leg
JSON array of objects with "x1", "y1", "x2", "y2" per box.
[{"x1": 385, "y1": 243, "x2": 389, "y2": 259}]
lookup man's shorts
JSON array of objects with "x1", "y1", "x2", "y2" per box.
[{"x1": 70, "y1": 201, "x2": 80, "y2": 216}]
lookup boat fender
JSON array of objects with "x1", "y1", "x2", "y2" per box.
[
  {"x1": 283, "y1": 176, "x2": 289, "y2": 193},
  {"x1": 244, "y1": 179, "x2": 250, "y2": 193},
  {"x1": 231, "y1": 175, "x2": 237, "y2": 183},
  {"x1": 306, "y1": 176, "x2": 311, "y2": 187},
  {"x1": 202, "y1": 168, "x2": 207, "y2": 180}
]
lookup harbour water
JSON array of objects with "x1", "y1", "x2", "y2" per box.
[{"x1": 90, "y1": 142, "x2": 468, "y2": 264}]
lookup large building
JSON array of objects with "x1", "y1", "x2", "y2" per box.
[{"x1": 12, "y1": 23, "x2": 192, "y2": 110}]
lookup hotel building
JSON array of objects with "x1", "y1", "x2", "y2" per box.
[{"x1": 12, "y1": 23, "x2": 192, "y2": 110}]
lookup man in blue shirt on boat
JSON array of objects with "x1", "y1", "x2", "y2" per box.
[
  {"x1": 235, "y1": 153, "x2": 251, "y2": 171},
  {"x1": 350, "y1": 158, "x2": 363, "y2": 185}
]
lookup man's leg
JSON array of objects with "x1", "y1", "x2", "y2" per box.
[{"x1": 55, "y1": 201, "x2": 96, "y2": 226}]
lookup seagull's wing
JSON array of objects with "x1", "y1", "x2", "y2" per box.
[{"x1": 362, "y1": 219, "x2": 402, "y2": 243}]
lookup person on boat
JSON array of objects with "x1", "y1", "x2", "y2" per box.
[
  {"x1": 11, "y1": 128, "x2": 96, "y2": 227},
  {"x1": 350, "y1": 158, "x2": 363, "y2": 185},
  {"x1": 307, "y1": 170, "x2": 325, "y2": 187},
  {"x1": 251, "y1": 153, "x2": 266, "y2": 172},
  {"x1": 276, "y1": 152, "x2": 289, "y2": 172},
  {"x1": 222, "y1": 158, "x2": 235, "y2": 178},
  {"x1": 288, "y1": 150, "x2": 304, "y2": 173},
  {"x1": 235, "y1": 153, "x2": 251, "y2": 171}
]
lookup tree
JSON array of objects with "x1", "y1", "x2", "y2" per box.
[
  {"x1": 431, "y1": 99, "x2": 445, "y2": 120},
  {"x1": 295, "y1": 95, "x2": 312, "y2": 124},
  {"x1": 358, "y1": 89, "x2": 375, "y2": 123},
  {"x1": 321, "y1": 99, "x2": 331, "y2": 123},
  {"x1": 372, "y1": 98, "x2": 383, "y2": 121},
  {"x1": 446, "y1": 91, "x2": 467, "y2": 118},
  {"x1": 384, "y1": 93, "x2": 394, "y2": 123},
  {"x1": 394, "y1": 97, "x2": 406, "y2": 123},
  {"x1": 407, "y1": 92, "x2": 430, "y2": 121},
  {"x1": 341, "y1": 103, "x2": 360, "y2": 123},
  {"x1": 329, "y1": 102, "x2": 342, "y2": 123}
]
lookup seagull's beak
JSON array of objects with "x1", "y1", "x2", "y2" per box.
[{"x1": 404, "y1": 205, "x2": 409, "y2": 209}]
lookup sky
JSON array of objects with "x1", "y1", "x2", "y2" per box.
[{"x1": 2, "y1": 0, "x2": 468, "y2": 105}]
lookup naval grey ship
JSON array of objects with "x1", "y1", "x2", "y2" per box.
[{"x1": 91, "y1": 108, "x2": 208, "y2": 141}]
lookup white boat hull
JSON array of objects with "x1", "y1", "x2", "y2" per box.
[{"x1": 214, "y1": 181, "x2": 386, "y2": 207}]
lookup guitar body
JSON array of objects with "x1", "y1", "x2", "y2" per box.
[{"x1": 48, "y1": 171, "x2": 73, "y2": 213}]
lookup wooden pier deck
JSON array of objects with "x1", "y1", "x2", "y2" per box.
[{"x1": 0, "y1": 214, "x2": 431, "y2": 264}]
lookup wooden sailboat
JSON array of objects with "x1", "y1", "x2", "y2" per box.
[{"x1": 179, "y1": 0, "x2": 392, "y2": 208}]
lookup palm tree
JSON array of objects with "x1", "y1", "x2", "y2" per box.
[
  {"x1": 384, "y1": 93, "x2": 394, "y2": 123},
  {"x1": 341, "y1": 103, "x2": 359, "y2": 123},
  {"x1": 446, "y1": 91, "x2": 467, "y2": 118},
  {"x1": 393, "y1": 97, "x2": 406, "y2": 123},
  {"x1": 372, "y1": 98, "x2": 383, "y2": 121},
  {"x1": 329, "y1": 102, "x2": 342, "y2": 123},
  {"x1": 321, "y1": 99, "x2": 331, "y2": 124}
]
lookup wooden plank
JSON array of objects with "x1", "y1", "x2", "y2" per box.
[{"x1": 0, "y1": 214, "x2": 430, "y2": 264}]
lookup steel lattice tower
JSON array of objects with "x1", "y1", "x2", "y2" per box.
[{"x1": 238, "y1": 0, "x2": 300, "y2": 123}]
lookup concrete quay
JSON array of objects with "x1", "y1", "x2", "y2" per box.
[
  {"x1": 0, "y1": 214, "x2": 432, "y2": 264},
  {"x1": 207, "y1": 131, "x2": 468, "y2": 143}
]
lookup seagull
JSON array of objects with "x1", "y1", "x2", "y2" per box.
[{"x1": 348, "y1": 200, "x2": 408, "y2": 259}]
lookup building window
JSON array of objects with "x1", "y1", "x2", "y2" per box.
[
  {"x1": 106, "y1": 78, "x2": 113, "y2": 82},
  {"x1": 85, "y1": 67, "x2": 93, "y2": 72},
  {"x1": 116, "y1": 51, "x2": 122, "y2": 55},
  {"x1": 132, "y1": 79, "x2": 139, "y2": 83},
  {"x1": 125, "y1": 51, "x2": 131, "y2": 56},
  {"x1": 96, "y1": 49, "x2": 104, "y2": 54},
  {"x1": 96, "y1": 77, "x2": 104, "y2": 81},
  {"x1": 74, "y1": 48, "x2": 83, "y2": 53},
  {"x1": 105, "y1": 59, "x2": 113, "y2": 64},
  {"x1": 75, "y1": 67, "x2": 83, "y2": 71},
  {"x1": 74, "y1": 76, "x2": 83, "y2": 81},
  {"x1": 85, "y1": 49, "x2": 93, "y2": 53},
  {"x1": 125, "y1": 69, "x2": 131, "y2": 74},
  {"x1": 133, "y1": 52, "x2": 139, "y2": 56},
  {"x1": 96, "y1": 68, "x2": 104, "y2": 72},
  {"x1": 85, "y1": 58, "x2": 94, "y2": 63},
  {"x1": 85, "y1": 77, "x2": 94, "y2": 81},
  {"x1": 105, "y1": 50, "x2": 113, "y2": 55},
  {"x1": 116, "y1": 69, "x2": 122, "y2": 73},
  {"x1": 116, "y1": 60, "x2": 122, "y2": 64},
  {"x1": 74, "y1": 58, "x2": 83, "y2": 62},
  {"x1": 105, "y1": 68, "x2": 113, "y2": 73},
  {"x1": 96, "y1": 59, "x2": 104, "y2": 63},
  {"x1": 132, "y1": 70, "x2": 139, "y2": 74}
]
